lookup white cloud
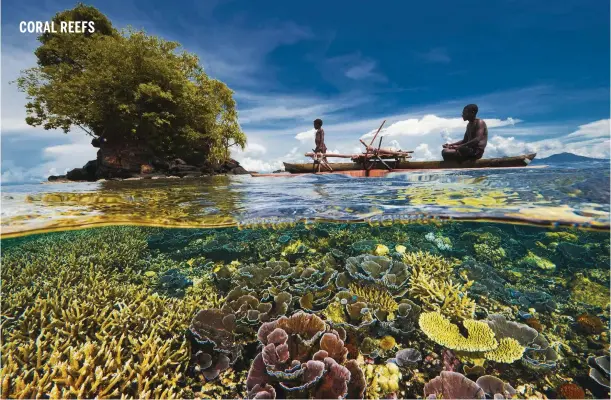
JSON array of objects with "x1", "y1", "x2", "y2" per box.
[
  {"x1": 566, "y1": 119, "x2": 610, "y2": 140},
  {"x1": 413, "y1": 143, "x2": 434, "y2": 160}
]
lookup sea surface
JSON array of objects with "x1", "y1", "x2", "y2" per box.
[{"x1": 1, "y1": 161, "x2": 610, "y2": 399}]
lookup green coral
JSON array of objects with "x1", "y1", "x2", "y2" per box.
[
  {"x1": 473, "y1": 242, "x2": 507, "y2": 267},
  {"x1": 519, "y1": 250, "x2": 556, "y2": 270},
  {"x1": 570, "y1": 273, "x2": 610, "y2": 309}
]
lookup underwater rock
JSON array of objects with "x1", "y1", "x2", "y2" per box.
[
  {"x1": 519, "y1": 250, "x2": 555, "y2": 270},
  {"x1": 515, "y1": 290, "x2": 557, "y2": 313},
  {"x1": 476, "y1": 375, "x2": 516, "y2": 399},
  {"x1": 337, "y1": 254, "x2": 410, "y2": 297},
  {"x1": 424, "y1": 371, "x2": 485, "y2": 399},
  {"x1": 588, "y1": 355, "x2": 610, "y2": 389}
]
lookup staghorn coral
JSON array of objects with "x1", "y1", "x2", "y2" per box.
[
  {"x1": 419, "y1": 312, "x2": 498, "y2": 352},
  {"x1": 0, "y1": 227, "x2": 223, "y2": 398},
  {"x1": 337, "y1": 254, "x2": 410, "y2": 297},
  {"x1": 403, "y1": 251, "x2": 475, "y2": 321}
]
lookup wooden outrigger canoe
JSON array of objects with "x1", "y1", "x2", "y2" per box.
[{"x1": 282, "y1": 153, "x2": 537, "y2": 174}]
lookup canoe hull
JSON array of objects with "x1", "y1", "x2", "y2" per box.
[{"x1": 283, "y1": 153, "x2": 537, "y2": 173}]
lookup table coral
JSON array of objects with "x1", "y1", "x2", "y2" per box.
[{"x1": 419, "y1": 312, "x2": 498, "y2": 352}]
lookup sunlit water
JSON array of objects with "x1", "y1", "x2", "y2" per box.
[{"x1": 1, "y1": 161, "x2": 609, "y2": 399}]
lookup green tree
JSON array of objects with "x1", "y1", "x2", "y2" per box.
[{"x1": 16, "y1": 4, "x2": 246, "y2": 164}]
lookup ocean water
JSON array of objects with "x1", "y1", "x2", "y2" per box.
[{"x1": 1, "y1": 161, "x2": 609, "y2": 399}]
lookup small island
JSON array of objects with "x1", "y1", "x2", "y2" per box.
[{"x1": 17, "y1": 3, "x2": 249, "y2": 182}]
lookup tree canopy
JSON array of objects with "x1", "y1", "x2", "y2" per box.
[{"x1": 17, "y1": 3, "x2": 246, "y2": 163}]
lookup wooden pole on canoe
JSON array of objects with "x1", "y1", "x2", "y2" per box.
[{"x1": 368, "y1": 120, "x2": 386, "y2": 147}]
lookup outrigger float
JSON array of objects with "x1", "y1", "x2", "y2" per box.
[{"x1": 251, "y1": 120, "x2": 537, "y2": 177}]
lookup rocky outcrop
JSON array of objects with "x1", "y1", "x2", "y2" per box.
[{"x1": 49, "y1": 142, "x2": 250, "y2": 182}]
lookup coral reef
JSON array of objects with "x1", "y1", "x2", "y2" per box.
[{"x1": 2, "y1": 220, "x2": 609, "y2": 399}]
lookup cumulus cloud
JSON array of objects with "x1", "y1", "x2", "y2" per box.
[{"x1": 566, "y1": 119, "x2": 610, "y2": 140}]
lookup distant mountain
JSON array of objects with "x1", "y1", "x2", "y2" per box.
[{"x1": 532, "y1": 152, "x2": 609, "y2": 163}]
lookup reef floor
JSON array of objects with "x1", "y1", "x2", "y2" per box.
[{"x1": 1, "y1": 221, "x2": 609, "y2": 399}]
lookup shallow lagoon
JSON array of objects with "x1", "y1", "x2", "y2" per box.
[{"x1": 1, "y1": 162, "x2": 610, "y2": 399}]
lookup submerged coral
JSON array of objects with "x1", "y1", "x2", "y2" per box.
[{"x1": 337, "y1": 254, "x2": 410, "y2": 297}]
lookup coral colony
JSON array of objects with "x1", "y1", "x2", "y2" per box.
[{"x1": 1, "y1": 221, "x2": 609, "y2": 399}]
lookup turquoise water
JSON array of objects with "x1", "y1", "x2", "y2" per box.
[{"x1": 1, "y1": 161, "x2": 609, "y2": 399}]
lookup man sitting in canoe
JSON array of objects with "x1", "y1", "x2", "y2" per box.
[{"x1": 442, "y1": 104, "x2": 488, "y2": 161}]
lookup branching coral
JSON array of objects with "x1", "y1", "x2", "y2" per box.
[
  {"x1": 0, "y1": 227, "x2": 225, "y2": 399},
  {"x1": 402, "y1": 251, "x2": 475, "y2": 321}
]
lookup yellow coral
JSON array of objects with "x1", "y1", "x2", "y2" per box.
[
  {"x1": 483, "y1": 337, "x2": 525, "y2": 363},
  {"x1": 378, "y1": 336, "x2": 397, "y2": 351},
  {"x1": 395, "y1": 245, "x2": 407, "y2": 254},
  {"x1": 419, "y1": 312, "x2": 498, "y2": 352},
  {"x1": 374, "y1": 244, "x2": 390, "y2": 256},
  {"x1": 403, "y1": 251, "x2": 456, "y2": 280},
  {"x1": 349, "y1": 283, "x2": 398, "y2": 315},
  {"x1": 365, "y1": 362, "x2": 402, "y2": 397}
]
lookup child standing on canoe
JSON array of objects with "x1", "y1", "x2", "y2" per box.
[{"x1": 314, "y1": 118, "x2": 327, "y2": 154}]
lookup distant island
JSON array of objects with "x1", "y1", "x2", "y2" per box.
[{"x1": 532, "y1": 152, "x2": 610, "y2": 164}]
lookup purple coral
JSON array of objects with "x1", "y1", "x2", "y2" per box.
[
  {"x1": 476, "y1": 375, "x2": 517, "y2": 399},
  {"x1": 246, "y1": 311, "x2": 359, "y2": 399},
  {"x1": 188, "y1": 309, "x2": 242, "y2": 381},
  {"x1": 424, "y1": 371, "x2": 485, "y2": 399}
]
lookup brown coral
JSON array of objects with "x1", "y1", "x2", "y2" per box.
[
  {"x1": 576, "y1": 313, "x2": 606, "y2": 335},
  {"x1": 557, "y1": 383, "x2": 586, "y2": 399}
]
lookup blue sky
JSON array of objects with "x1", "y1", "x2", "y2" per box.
[{"x1": 1, "y1": 0, "x2": 609, "y2": 180}]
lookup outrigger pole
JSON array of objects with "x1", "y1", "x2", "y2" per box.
[{"x1": 306, "y1": 120, "x2": 414, "y2": 174}]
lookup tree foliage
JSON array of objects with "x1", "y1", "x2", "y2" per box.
[{"x1": 16, "y1": 3, "x2": 246, "y2": 163}]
